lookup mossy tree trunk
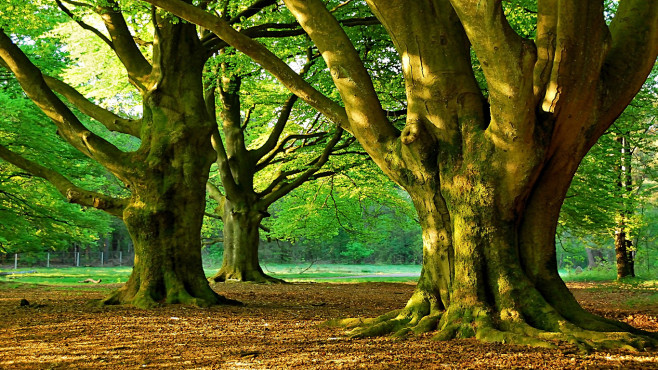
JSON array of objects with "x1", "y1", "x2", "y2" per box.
[
  {"x1": 102, "y1": 13, "x2": 236, "y2": 307},
  {"x1": 142, "y1": 0, "x2": 658, "y2": 347},
  {"x1": 209, "y1": 197, "x2": 283, "y2": 283},
  {"x1": 205, "y1": 66, "x2": 346, "y2": 283}
]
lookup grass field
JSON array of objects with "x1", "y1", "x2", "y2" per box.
[
  {"x1": 0, "y1": 264, "x2": 422, "y2": 285},
  {"x1": 2, "y1": 264, "x2": 656, "y2": 287}
]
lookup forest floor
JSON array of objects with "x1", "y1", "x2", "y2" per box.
[{"x1": 0, "y1": 281, "x2": 657, "y2": 369}]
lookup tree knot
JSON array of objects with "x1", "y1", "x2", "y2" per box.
[{"x1": 401, "y1": 120, "x2": 425, "y2": 145}]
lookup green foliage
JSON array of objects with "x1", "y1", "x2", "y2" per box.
[
  {"x1": 52, "y1": 21, "x2": 140, "y2": 118},
  {"x1": 558, "y1": 66, "x2": 658, "y2": 275},
  {"x1": 0, "y1": 13, "x2": 132, "y2": 255},
  {"x1": 0, "y1": 91, "x2": 116, "y2": 254},
  {"x1": 340, "y1": 241, "x2": 374, "y2": 262},
  {"x1": 263, "y1": 164, "x2": 422, "y2": 264}
]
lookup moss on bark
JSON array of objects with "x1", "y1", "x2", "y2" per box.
[{"x1": 210, "y1": 200, "x2": 284, "y2": 284}]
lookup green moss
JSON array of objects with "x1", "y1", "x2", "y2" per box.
[{"x1": 457, "y1": 324, "x2": 476, "y2": 338}]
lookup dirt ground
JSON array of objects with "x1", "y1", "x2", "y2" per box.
[{"x1": 0, "y1": 281, "x2": 657, "y2": 369}]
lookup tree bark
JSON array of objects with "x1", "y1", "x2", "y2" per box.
[
  {"x1": 615, "y1": 134, "x2": 635, "y2": 279},
  {"x1": 615, "y1": 233, "x2": 635, "y2": 279},
  {"x1": 210, "y1": 198, "x2": 283, "y2": 283},
  {"x1": 105, "y1": 182, "x2": 227, "y2": 307}
]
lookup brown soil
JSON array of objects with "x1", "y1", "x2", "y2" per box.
[{"x1": 0, "y1": 281, "x2": 656, "y2": 369}]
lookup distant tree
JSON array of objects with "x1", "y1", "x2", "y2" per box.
[{"x1": 204, "y1": 54, "x2": 355, "y2": 283}]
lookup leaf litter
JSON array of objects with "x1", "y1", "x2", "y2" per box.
[{"x1": 0, "y1": 281, "x2": 656, "y2": 369}]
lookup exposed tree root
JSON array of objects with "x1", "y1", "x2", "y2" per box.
[
  {"x1": 210, "y1": 268, "x2": 287, "y2": 284},
  {"x1": 334, "y1": 300, "x2": 658, "y2": 352},
  {"x1": 99, "y1": 278, "x2": 242, "y2": 309},
  {"x1": 328, "y1": 290, "x2": 443, "y2": 339}
]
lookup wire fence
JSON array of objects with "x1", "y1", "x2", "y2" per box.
[{"x1": 0, "y1": 250, "x2": 135, "y2": 270}]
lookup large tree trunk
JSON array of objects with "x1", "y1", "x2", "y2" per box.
[
  {"x1": 104, "y1": 182, "x2": 229, "y2": 307},
  {"x1": 324, "y1": 0, "x2": 656, "y2": 348},
  {"x1": 210, "y1": 199, "x2": 283, "y2": 283},
  {"x1": 101, "y1": 16, "x2": 239, "y2": 308}
]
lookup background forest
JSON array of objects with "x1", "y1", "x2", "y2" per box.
[{"x1": 0, "y1": 0, "x2": 656, "y2": 278}]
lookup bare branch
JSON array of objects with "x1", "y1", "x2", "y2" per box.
[{"x1": 55, "y1": 0, "x2": 114, "y2": 49}]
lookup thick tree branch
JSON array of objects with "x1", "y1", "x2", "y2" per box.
[
  {"x1": 0, "y1": 30, "x2": 131, "y2": 177},
  {"x1": 205, "y1": 75, "x2": 240, "y2": 199},
  {"x1": 43, "y1": 75, "x2": 141, "y2": 137},
  {"x1": 0, "y1": 144, "x2": 127, "y2": 218},
  {"x1": 597, "y1": 0, "x2": 658, "y2": 137},
  {"x1": 448, "y1": 0, "x2": 535, "y2": 138},
  {"x1": 211, "y1": 129, "x2": 241, "y2": 197},
  {"x1": 284, "y1": 0, "x2": 398, "y2": 159},
  {"x1": 140, "y1": 0, "x2": 350, "y2": 130},
  {"x1": 96, "y1": 0, "x2": 153, "y2": 90},
  {"x1": 206, "y1": 181, "x2": 225, "y2": 203},
  {"x1": 533, "y1": 0, "x2": 557, "y2": 104},
  {"x1": 535, "y1": 1, "x2": 609, "y2": 120}
]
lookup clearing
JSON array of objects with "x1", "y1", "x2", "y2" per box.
[{"x1": 0, "y1": 281, "x2": 657, "y2": 369}]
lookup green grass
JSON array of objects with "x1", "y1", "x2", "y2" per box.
[
  {"x1": 0, "y1": 264, "x2": 422, "y2": 287},
  {"x1": 0, "y1": 267, "x2": 133, "y2": 286},
  {"x1": 624, "y1": 292, "x2": 658, "y2": 308},
  {"x1": 560, "y1": 268, "x2": 617, "y2": 282},
  {"x1": 560, "y1": 266, "x2": 658, "y2": 284},
  {"x1": 259, "y1": 263, "x2": 421, "y2": 282}
]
